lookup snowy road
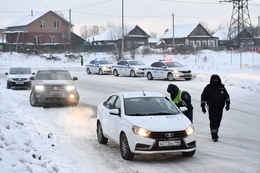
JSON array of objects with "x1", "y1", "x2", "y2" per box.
[{"x1": 1, "y1": 70, "x2": 260, "y2": 173}]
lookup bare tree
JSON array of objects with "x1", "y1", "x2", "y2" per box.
[{"x1": 149, "y1": 31, "x2": 157, "y2": 38}]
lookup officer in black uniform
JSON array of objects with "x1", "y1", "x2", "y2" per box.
[{"x1": 201, "y1": 74, "x2": 230, "y2": 142}]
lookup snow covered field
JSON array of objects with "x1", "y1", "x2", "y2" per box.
[{"x1": 0, "y1": 50, "x2": 260, "y2": 173}]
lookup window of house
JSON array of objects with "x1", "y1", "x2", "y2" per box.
[
  {"x1": 210, "y1": 40, "x2": 215, "y2": 47},
  {"x1": 34, "y1": 36, "x2": 41, "y2": 44},
  {"x1": 190, "y1": 41, "x2": 195, "y2": 46},
  {"x1": 50, "y1": 36, "x2": 56, "y2": 43},
  {"x1": 40, "y1": 21, "x2": 46, "y2": 28},
  {"x1": 54, "y1": 21, "x2": 59, "y2": 28},
  {"x1": 127, "y1": 41, "x2": 131, "y2": 49},
  {"x1": 196, "y1": 41, "x2": 201, "y2": 47},
  {"x1": 202, "y1": 41, "x2": 207, "y2": 46}
]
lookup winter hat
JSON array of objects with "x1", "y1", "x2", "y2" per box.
[{"x1": 167, "y1": 84, "x2": 179, "y2": 93}]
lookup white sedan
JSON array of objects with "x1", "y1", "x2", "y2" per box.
[
  {"x1": 96, "y1": 91, "x2": 196, "y2": 160},
  {"x1": 111, "y1": 60, "x2": 145, "y2": 77},
  {"x1": 86, "y1": 58, "x2": 114, "y2": 75},
  {"x1": 145, "y1": 59, "x2": 193, "y2": 81}
]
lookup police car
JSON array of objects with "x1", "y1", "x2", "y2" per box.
[
  {"x1": 86, "y1": 58, "x2": 114, "y2": 75},
  {"x1": 145, "y1": 58, "x2": 193, "y2": 81},
  {"x1": 111, "y1": 59, "x2": 145, "y2": 77}
]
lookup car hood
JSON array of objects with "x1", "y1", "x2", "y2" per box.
[
  {"x1": 124, "y1": 114, "x2": 191, "y2": 131},
  {"x1": 34, "y1": 80, "x2": 75, "y2": 85},
  {"x1": 168, "y1": 66, "x2": 191, "y2": 71},
  {"x1": 7, "y1": 74, "x2": 32, "y2": 78}
]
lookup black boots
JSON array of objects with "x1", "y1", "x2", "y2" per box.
[{"x1": 211, "y1": 132, "x2": 219, "y2": 142}]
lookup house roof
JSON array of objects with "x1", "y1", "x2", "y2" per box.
[
  {"x1": 6, "y1": 10, "x2": 71, "y2": 28},
  {"x1": 213, "y1": 29, "x2": 228, "y2": 40},
  {"x1": 88, "y1": 25, "x2": 149, "y2": 42},
  {"x1": 162, "y1": 23, "x2": 199, "y2": 39}
]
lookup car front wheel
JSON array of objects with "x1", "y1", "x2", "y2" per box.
[
  {"x1": 97, "y1": 122, "x2": 108, "y2": 144},
  {"x1": 29, "y1": 92, "x2": 39, "y2": 107},
  {"x1": 147, "y1": 72, "x2": 153, "y2": 80},
  {"x1": 86, "y1": 68, "x2": 91, "y2": 74},
  {"x1": 130, "y1": 70, "x2": 136, "y2": 77},
  {"x1": 167, "y1": 73, "x2": 174, "y2": 81},
  {"x1": 113, "y1": 69, "x2": 119, "y2": 76},
  {"x1": 99, "y1": 69, "x2": 103, "y2": 75},
  {"x1": 120, "y1": 133, "x2": 134, "y2": 160}
]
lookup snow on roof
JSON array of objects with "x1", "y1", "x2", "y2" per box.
[
  {"x1": 6, "y1": 11, "x2": 47, "y2": 27},
  {"x1": 213, "y1": 29, "x2": 229, "y2": 40},
  {"x1": 87, "y1": 25, "x2": 137, "y2": 41},
  {"x1": 162, "y1": 23, "x2": 199, "y2": 39},
  {"x1": 148, "y1": 37, "x2": 160, "y2": 43}
]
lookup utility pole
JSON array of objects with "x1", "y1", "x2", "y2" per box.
[
  {"x1": 69, "y1": 9, "x2": 71, "y2": 51},
  {"x1": 172, "y1": 13, "x2": 175, "y2": 50},
  {"x1": 121, "y1": 0, "x2": 124, "y2": 60}
]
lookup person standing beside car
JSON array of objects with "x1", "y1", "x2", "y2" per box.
[
  {"x1": 167, "y1": 84, "x2": 193, "y2": 122},
  {"x1": 200, "y1": 74, "x2": 230, "y2": 142}
]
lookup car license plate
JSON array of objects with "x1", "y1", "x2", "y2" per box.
[
  {"x1": 50, "y1": 91, "x2": 61, "y2": 95},
  {"x1": 16, "y1": 82, "x2": 24, "y2": 84},
  {"x1": 159, "y1": 140, "x2": 181, "y2": 147}
]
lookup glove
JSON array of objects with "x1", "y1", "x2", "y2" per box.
[
  {"x1": 202, "y1": 107, "x2": 206, "y2": 114},
  {"x1": 201, "y1": 102, "x2": 206, "y2": 114},
  {"x1": 225, "y1": 104, "x2": 230, "y2": 111}
]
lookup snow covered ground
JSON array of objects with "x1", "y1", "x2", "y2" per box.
[{"x1": 0, "y1": 50, "x2": 260, "y2": 173}]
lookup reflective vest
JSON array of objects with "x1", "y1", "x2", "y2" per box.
[{"x1": 173, "y1": 90, "x2": 193, "y2": 108}]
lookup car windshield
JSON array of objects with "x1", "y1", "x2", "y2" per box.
[
  {"x1": 36, "y1": 70, "x2": 72, "y2": 80},
  {"x1": 9, "y1": 68, "x2": 31, "y2": 74},
  {"x1": 129, "y1": 60, "x2": 145, "y2": 66},
  {"x1": 165, "y1": 62, "x2": 184, "y2": 68},
  {"x1": 124, "y1": 97, "x2": 180, "y2": 116},
  {"x1": 99, "y1": 60, "x2": 113, "y2": 64}
]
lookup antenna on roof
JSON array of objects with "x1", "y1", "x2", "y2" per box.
[{"x1": 140, "y1": 85, "x2": 146, "y2": 96}]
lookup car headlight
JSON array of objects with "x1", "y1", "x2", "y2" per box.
[
  {"x1": 35, "y1": 85, "x2": 44, "y2": 91},
  {"x1": 132, "y1": 126, "x2": 151, "y2": 138},
  {"x1": 185, "y1": 125, "x2": 195, "y2": 136},
  {"x1": 66, "y1": 85, "x2": 76, "y2": 91},
  {"x1": 7, "y1": 78, "x2": 14, "y2": 82},
  {"x1": 173, "y1": 70, "x2": 180, "y2": 73}
]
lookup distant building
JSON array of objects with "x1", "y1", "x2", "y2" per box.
[
  {"x1": 161, "y1": 23, "x2": 218, "y2": 48},
  {"x1": 87, "y1": 25, "x2": 150, "y2": 52}
]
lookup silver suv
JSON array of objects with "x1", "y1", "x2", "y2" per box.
[{"x1": 29, "y1": 68, "x2": 79, "y2": 107}]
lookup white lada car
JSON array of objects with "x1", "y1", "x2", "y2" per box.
[
  {"x1": 111, "y1": 60, "x2": 145, "y2": 77},
  {"x1": 145, "y1": 59, "x2": 193, "y2": 81},
  {"x1": 96, "y1": 91, "x2": 196, "y2": 160},
  {"x1": 86, "y1": 58, "x2": 114, "y2": 75}
]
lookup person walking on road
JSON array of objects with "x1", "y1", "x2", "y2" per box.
[
  {"x1": 201, "y1": 74, "x2": 230, "y2": 142},
  {"x1": 167, "y1": 84, "x2": 193, "y2": 122}
]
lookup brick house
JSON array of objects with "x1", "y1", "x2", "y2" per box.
[{"x1": 5, "y1": 10, "x2": 73, "y2": 45}]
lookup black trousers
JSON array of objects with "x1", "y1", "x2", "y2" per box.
[
  {"x1": 183, "y1": 109, "x2": 193, "y2": 123},
  {"x1": 208, "y1": 106, "x2": 224, "y2": 139}
]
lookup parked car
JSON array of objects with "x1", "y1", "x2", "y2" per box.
[
  {"x1": 111, "y1": 60, "x2": 145, "y2": 77},
  {"x1": 29, "y1": 68, "x2": 79, "y2": 107},
  {"x1": 144, "y1": 59, "x2": 193, "y2": 81},
  {"x1": 86, "y1": 58, "x2": 114, "y2": 75},
  {"x1": 5, "y1": 67, "x2": 35, "y2": 89},
  {"x1": 96, "y1": 91, "x2": 196, "y2": 160}
]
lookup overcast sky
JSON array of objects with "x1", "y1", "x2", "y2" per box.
[{"x1": 0, "y1": 0, "x2": 259, "y2": 37}]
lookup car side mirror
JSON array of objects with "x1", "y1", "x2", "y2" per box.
[
  {"x1": 109, "y1": 109, "x2": 120, "y2": 116},
  {"x1": 32, "y1": 72, "x2": 35, "y2": 75},
  {"x1": 72, "y1": 77, "x2": 78, "y2": 81},
  {"x1": 179, "y1": 107, "x2": 188, "y2": 112}
]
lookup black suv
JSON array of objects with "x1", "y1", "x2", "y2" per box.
[{"x1": 29, "y1": 69, "x2": 79, "y2": 107}]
